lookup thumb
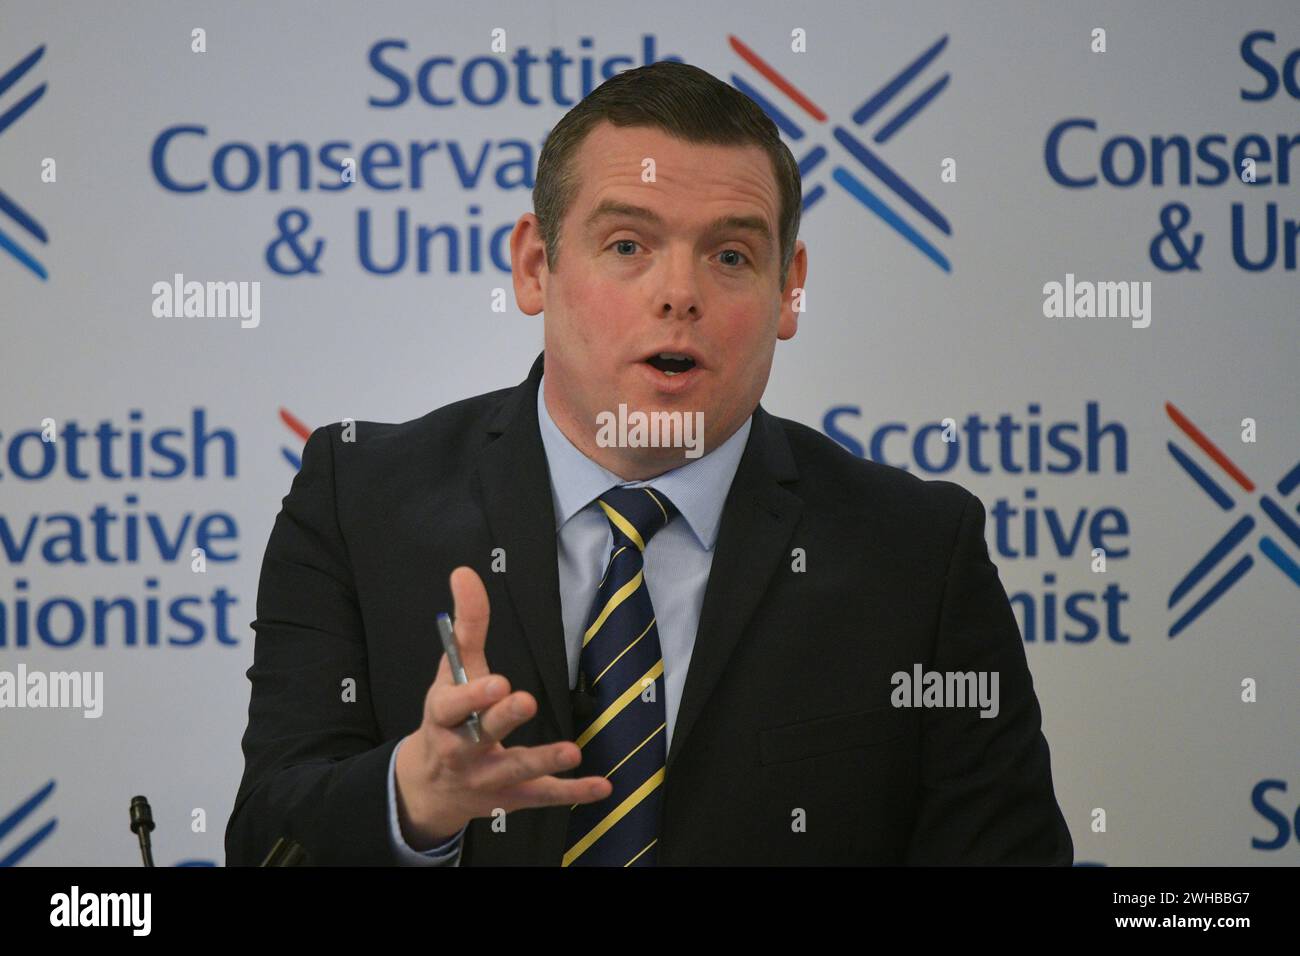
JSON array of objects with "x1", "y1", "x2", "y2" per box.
[{"x1": 448, "y1": 565, "x2": 491, "y2": 675}]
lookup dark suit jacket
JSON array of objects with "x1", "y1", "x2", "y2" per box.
[{"x1": 225, "y1": 351, "x2": 1073, "y2": 865}]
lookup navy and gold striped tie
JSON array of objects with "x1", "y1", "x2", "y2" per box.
[{"x1": 562, "y1": 485, "x2": 677, "y2": 867}]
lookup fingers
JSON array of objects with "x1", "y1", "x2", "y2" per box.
[
  {"x1": 474, "y1": 687, "x2": 538, "y2": 744},
  {"x1": 428, "y1": 680, "x2": 540, "y2": 751},
  {"x1": 415, "y1": 567, "x2": 614, "y2": 817},
  {"x1": 504, "y1": 771, "x2": 614, "y2": 809},
  {"x1": 466, "y1": 740, "x2": 580, "y2": 790},
  {"x1": 448, "y1": 566, "x2": 490, "y2": 669},
  {"x1": 468, "y1": 743, "x2": 613, "y2": 806},
  {"x1": 428, "y1": 673, "x2": 510, "y2": 730},
  {"x1": 423, "y1": 685, "x2": 612, "y2": 807},
  {"x1": 429, "y1": 566, "x2": 516, "y2": 741}
]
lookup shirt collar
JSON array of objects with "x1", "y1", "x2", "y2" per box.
[{"x1": 536, "y1": 375, "x2": 752, "y2": 551}]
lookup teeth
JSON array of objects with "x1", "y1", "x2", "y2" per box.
[{"x1": 658, "y1": 352, "x2": 691, "y2": 361}]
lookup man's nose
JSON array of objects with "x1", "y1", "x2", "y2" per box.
[{"x1": 658, "y1": 247, "x2": 701, "y2": 319}]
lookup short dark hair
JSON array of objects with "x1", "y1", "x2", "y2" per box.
[{"x1": 533, "y1": 59, "x2": 802, "y2": 288}]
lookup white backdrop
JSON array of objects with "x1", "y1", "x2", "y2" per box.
[{"x1": 1, "y1": 0, "x2": 1296, "y2": 866}]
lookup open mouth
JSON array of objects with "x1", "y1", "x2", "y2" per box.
[{"x1": 644, "y1": 352, "x2": 698, "y2": 376}]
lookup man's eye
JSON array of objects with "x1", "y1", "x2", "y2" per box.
[
  {"x1": 613, "y1": 240, "x2": 639, "y2": 255},
  {"x1": 718, "y1": 249, "x2": 748, "y2": 267}
]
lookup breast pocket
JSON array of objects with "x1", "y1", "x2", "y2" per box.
[{"x1": 758, "y1": 706, "x2": 910, "y2": 766}]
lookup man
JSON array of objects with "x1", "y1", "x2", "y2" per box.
[{"x1": 225, "y1": 60, "x2": 1073, "y2": 866}]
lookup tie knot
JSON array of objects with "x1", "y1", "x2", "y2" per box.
[{"x1": 596, "y1": 485, "x2": 678, "y2": 551}]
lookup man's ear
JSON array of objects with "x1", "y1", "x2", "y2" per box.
[
  {"x1": 510, "y1": 213, "x2": 547, "y2": 316},
  {"x1": 777, "y1": 239, "x2": 807, "y2": 341}
]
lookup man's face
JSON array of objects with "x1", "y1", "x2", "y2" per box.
[{"x1": 512, "y1": 121, "x2": 807, "y2": 480}]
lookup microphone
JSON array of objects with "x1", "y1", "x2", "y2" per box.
[
  {"x1": 131, "y1": 792, "x2": 308, "y2": 866},
  {"x1": 129, "y1": 795, "x2": 155, "y2": 867}
]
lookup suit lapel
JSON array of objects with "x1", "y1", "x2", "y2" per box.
[
  {"x1": 473, "y1": 353, "x2": 805, "y2": 776},
  {"x1": 474, "y1": 352, "x2": 575, "y2": 743},
  {"x1": 665, "y1": 405, "x2": 802, "y2": 774}
]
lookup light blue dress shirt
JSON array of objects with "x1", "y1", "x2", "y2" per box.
[{"x1": 386, "y1": 374, "x2": 753, "y2": 864}]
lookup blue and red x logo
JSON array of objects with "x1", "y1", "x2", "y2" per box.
[
  {"x1": 728, "y1": 34, "x2": 952, "y2": 272},
  {"x1": 0, "y1": 780, "x2": 56, "y2": 866},
  {"x1": 1166, "y1": 402, "x2": 1300, "y2": 638},
  {"x1": 0, "y1": 44, "x2": 49, "y2": 280},
  {"x1": 279, "y1": 407, "x2": 312, "y2": 470}
]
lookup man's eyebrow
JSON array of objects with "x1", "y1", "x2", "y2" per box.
[
  {"x1": 584, "y1": 202, "x2": 773, "y2": 244},
  {"x1": 701, "y1": 214, "x2": 772, "y2": 243},
  {"x1": 584, "y1": 201, "x2": 664, "y2": 229}
]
